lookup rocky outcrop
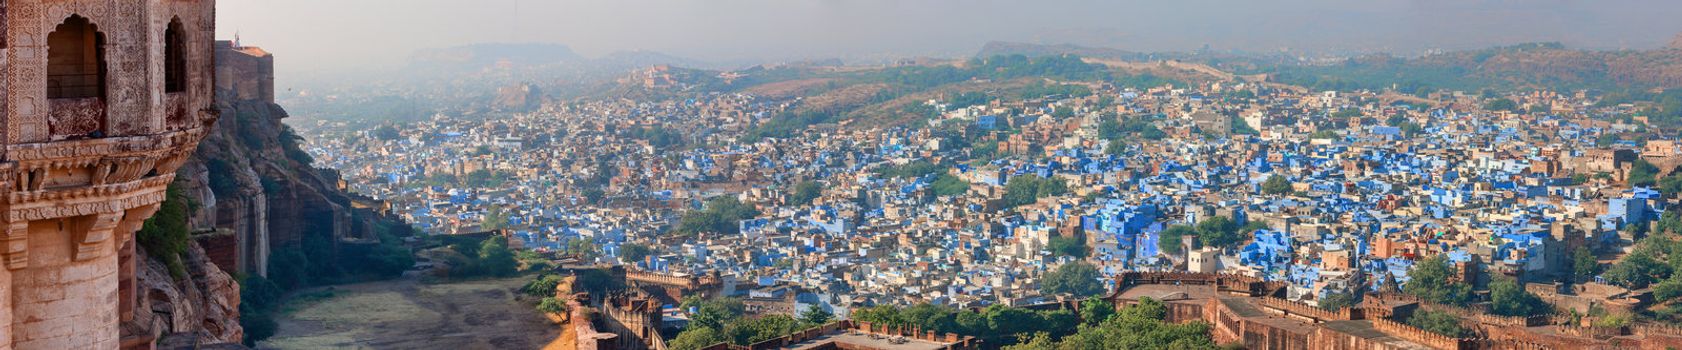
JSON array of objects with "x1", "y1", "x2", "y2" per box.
[
  {"x1": 180, "y1": 94, "x2": 358, "y2": 274},
  {"x1": 125, "y1": 241, "x2": 243, "y2": 346},
  {"x1": 126, "y1": 43, "x2": 409, "y2": 346}
]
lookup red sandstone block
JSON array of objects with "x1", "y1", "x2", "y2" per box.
[{"x1": 15, "y1": 283, "x2": 64, "y2": 302}]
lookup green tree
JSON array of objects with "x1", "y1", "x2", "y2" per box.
[
  {"x1": 1003, "y1": 175, "x2": 1068, "y2": 208},
  {"x1": 849, "y1": 304, "x2": 903, "y2": 326},
  {"x1": 372, "y1": 124, "x2": 401, "y2": 140},
  {"x1": 669, "y1": 326, "x2": 726, "y2": 350},
  {"x1": 1098, "y1": 119, "x2": 1125, "y2": 140},
  {"x1": 536, "y1": 297, "x2": 568, "y2": 315},
  {"x1": 1261, "y1": 174, "x2": 1292, "y2": 195},
  {"x1": 1660, "y1": 173, "x2": 1682, "y2": 198},
  {"x1": 1319, "y1": 290, "x2": 1355, "y2": 311},
  {"x1": 676, "y1": 196, "x2": 762, "y2": 236},
  {"x1": 1655, "y1": 277, "x2": 1682, "y2": 301},
  {"x1": 1603, "y1": 249, "x2": 1669, "y2": 288},
  {"x1": 482, "y1": 206, "x2": 510, "y2": 231},
  {"x1": 522, "y1": 274, "x2": 565, "y2": 297},
  {"x1": 137, "y1": 185, "x2": 193, "y2": 279},
  {"x1": 930, "y1": 173, "x2": 971, "y2": 197},
  {"x1": 1047, "y1": 236, "x2": 1089, "y2": 258},
  {"x1": 1484, "y1": 98, "x2": 1519, "y2": 112},
  {"x1": 1041, "y1": 262, "x2": 1105, "y2": 297},
  {"x1": 1002, "y1": 297, "x2": 1217, "y2": 350},
  {"x1": 1629, "y1": 159, "x2": 1661, "y2": 187},
  {"x1": 1405, "y1": 255, "x2": 1473, "y2": 305},
  {"x1": 724, "y1": 314, "x2": 804, "y2": 345},
  {"x1": 985, "y1": 305, "x2": 1043, "y2": 337},
  {"x1": 1488, "y1": 276, "x2": 1550, "y2": 316},
  {"x1": 684, "y1": 297, "x2": 747, "y2": 331},
  {"x1": 788, "y1": 181, "x2": 823, "y2": 206},
  {"x1": 1597, "y1": 133, "x2": 1620, "y2": 147},
  {"x1": 799, "y1": 304, "x2": 834, "y2": 326},
  {"x1": 1158, "y1": 225, "x2": 1195, "y2": 253},
  {"x1": 476, "y1": 237, "x2": 519, "y2": 277},
  {"x1": 1193, "y1": 216, "x2": 1247, "y2": 249},
  {"x1": 1572, "y1": 247, "x2": 1600, "y2": 279},
  {"x1": 1078, "y1": 296, "x2": 1115, "y2": 326},
  {"x1": 619, "y1": 243, "x2": 654, "y2": 264},
  {"x1": 1406, "y1": 310, "x2": 1469, "y2": 337}
]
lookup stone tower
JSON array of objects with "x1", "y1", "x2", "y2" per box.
[{"x1": 0, "y1": 0, "x2": 218, "y2": 349}]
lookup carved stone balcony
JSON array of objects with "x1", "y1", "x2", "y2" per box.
[
  {"x1": 47, "y1": 97, "x2": 108, "y2": 140},
  {"x1": 1, "y1": 126, "x2": 209, "y2": 269}
]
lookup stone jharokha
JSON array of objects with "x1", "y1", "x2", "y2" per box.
[{"x1": 0, "y1": 0, "x2": 219, "y2": 349}]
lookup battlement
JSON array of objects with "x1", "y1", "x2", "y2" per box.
[
  {"x1": 1371, "y1": 316, "x2": 1475, "y2": 350},
  {"x1": 1255, "y1": 295, "x2": 1360, "y2": 322}
]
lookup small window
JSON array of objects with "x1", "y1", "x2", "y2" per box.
[
  {"x1": 164, "y1": 18, "x2": 186, "y2": 93},
  {"x1": 47, "y1": 15, "x2": 104, "y2": 99}
]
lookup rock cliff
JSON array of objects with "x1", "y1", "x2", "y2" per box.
[
  {"x1": 126, "y1": 45, "x2": 413, "y2": 346},
  {"x1": 125, "y1": 242, "x2": 243, "y2": 345}
]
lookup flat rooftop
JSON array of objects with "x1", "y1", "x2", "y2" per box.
[{"x1": 786, "y1": 331, "x2": 952, "y2": 350}]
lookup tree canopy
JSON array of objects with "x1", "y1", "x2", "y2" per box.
[
  {"x1": 1003, "y1": 297, "x2": 1218, "y2": 350},
  {"x1": 1404, "y1": 255, "x2": 1473, "y2": 306},
  {"x1": 676, "y1": 196, "x2": 761, "y2": 236},
  {"x1": 1041, "y1": 262, "x2": 1105, "y2": 297},
  {"x1": 1004, "y1": 175, "x2": 1068, "y2": 208},
  {"x1": 1261, "y1": 175, "x2": 1293, "y2": 195}
]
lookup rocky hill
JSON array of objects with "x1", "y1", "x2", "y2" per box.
[
  {"x1": 126, "y1": 46, "x2": 416, "y2": 346},
  {"x1": 980, "y1": 39, "x2": 1682, "y2": 93}
]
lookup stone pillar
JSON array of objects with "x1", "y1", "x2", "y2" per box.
[
  {"x1": 114, "y1": 203, "x2": 158, "y2": 323},
  {"x1": 10, "y1": 219, "x2": 121, "y2": 349}
]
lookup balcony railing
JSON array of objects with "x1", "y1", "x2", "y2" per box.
[{"x1": 48, "y1": 97, "x2": 106, "y2": 140}]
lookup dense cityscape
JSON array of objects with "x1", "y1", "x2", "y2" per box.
[
  {"x1": 13, "y1": 1, "x2": 1682, "y2": 349},
  {"x1": 291, "y1": 52, "x2": 1682, "y2": 348}
]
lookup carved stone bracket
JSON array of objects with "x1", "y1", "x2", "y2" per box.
[
  {"x1": 73, "y1": 211, "x2": 121, "y2": 261},
  {"x1": 114, "y1": 202, "x2": 159, "y2": 248}
]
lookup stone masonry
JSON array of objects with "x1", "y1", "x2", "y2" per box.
[{"x1": 0, "y1": 0, "x2": 218, "y2": 349}]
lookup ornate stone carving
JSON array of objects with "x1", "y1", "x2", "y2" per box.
[
  {"x1": 164, "y1": 92, "x2": 187, "y2": 130},
  {"x1": 48, "y1": 97, "x2": 105, "y2": 139}
]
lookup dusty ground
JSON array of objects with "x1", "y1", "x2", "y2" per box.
[{"x1": 261, "y1": 276, "x2": 570, "y2": 350}]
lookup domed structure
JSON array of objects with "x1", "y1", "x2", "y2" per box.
[{"x1": 0, "y1": 0, "x2": 218, "y2": 349}]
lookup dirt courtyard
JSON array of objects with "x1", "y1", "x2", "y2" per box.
[{"x1": 261, "y1": 276, "x2": 572, "y2": 350}]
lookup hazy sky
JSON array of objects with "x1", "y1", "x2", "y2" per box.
[{"x1": 217, "y1": 0, "x2": 1682, "y2": 76}]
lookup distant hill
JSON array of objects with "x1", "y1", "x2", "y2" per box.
[
  {"x1": 1258, "y1": 42, "x2": 1682, "y2": 93},
  {"x1": 981, "y1": 39, "x2": 1682, "y2": 93}
]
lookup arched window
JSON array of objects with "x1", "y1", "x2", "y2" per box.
[
  {"x1": 47, "y1": 15, "x2": 104, "y2": 99},
  {"x1": 164, "y1": 18, "x2": 186, "y2": 93}
]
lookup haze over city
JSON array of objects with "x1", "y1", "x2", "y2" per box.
[{"x1": 219, "y1": 0, "x2": 1682, "y2": 76}]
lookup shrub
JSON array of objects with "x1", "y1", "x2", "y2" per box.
[{"x1": 138, "y1": 185, "x2": 192, "y2": 279}]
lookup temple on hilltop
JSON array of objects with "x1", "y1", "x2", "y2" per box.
[{"x1": 0, "y1": 0, "x2": 219, "y2": 349}]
